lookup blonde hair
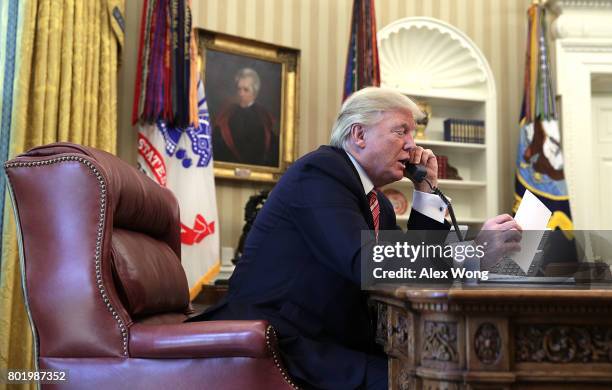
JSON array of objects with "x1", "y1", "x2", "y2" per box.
[{"x1": 329, "y1": 87, "x2": 424, "y2": 150}]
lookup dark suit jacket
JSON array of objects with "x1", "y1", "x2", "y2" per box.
[{"x1": 190, "y1": 146, "x2": 449, "y2": 389}]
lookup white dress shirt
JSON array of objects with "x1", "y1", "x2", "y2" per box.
[{"x1": 346, "y1": 152, "x2": 448, "y2": 223}]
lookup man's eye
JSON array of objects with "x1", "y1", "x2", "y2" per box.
[{"x1": 393, "y1": 129, "x2": 407, "y2": 136}]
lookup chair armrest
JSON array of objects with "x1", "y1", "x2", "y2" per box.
[{"x1": 129, "y1": 320, "x2": 273, "y2": 358}]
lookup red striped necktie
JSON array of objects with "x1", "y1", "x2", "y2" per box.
[{"x1": 368, "y1": 190, "x2": 380, "y2": 239}]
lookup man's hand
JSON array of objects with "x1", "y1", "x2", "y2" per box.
[
  {"x1": 409, "y1": 146, "x2": 438, "y2": 192},
  {"x1": 475, "y1": 214, "x2": 522, "y2": 270}
]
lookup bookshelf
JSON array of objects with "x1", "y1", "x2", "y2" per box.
[
  {"x1": 414, "y1": 139, "x2": 486, "y2": 152},
  {"x1": 378, "y1": 17, "x2": 498, "y2": 229}
]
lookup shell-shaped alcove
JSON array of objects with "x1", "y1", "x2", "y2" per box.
[{"x1": 378, "y1": 17, "x2": 491, "y2": 98}]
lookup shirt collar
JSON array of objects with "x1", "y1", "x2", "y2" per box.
[
  {"x1": 239, "y1": 101, "x2": 255, "y2": 108},
  {"x1": 346, "y1": 151, "x2": 374, "y2": 195}
]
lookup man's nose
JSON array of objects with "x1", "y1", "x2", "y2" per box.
[{"x1": 403, "y1": 133, "x2": 416, "y2": 149}]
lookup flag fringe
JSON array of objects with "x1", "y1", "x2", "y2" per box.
[{"x1": 189, "y1": 261, "x2": 221, "y2": 301}]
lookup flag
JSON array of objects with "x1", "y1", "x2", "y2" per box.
[
  {"x1": 137, "y1": 79, "x2": 220, "y2": 289},
  {"x1": 513, "y1": 4, "x2": 573, "y2": 232},
  {"x1": 132, "y1": 0, "x2": 194, "y2": 128},
  {"x1": 133, "y1": 0, "x2": 219, "y2": 292},
  {"x1": 343, "y1": 0, "x2": 380, "y2": 101}
]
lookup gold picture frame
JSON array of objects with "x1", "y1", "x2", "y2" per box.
[{"x1": 197, "y1": 29, "x2": 300, "y2": 182}]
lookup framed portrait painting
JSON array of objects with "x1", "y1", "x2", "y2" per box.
[{"x1": 197, "y1": 29, "x2": 300, "y2": 182}]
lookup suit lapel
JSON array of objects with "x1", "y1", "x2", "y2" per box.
[
  {"x1": 376, "y1": 192, "x2": 397, "y2": 230},
  {"x1": 327, "y1": 146, "x2": 375, "y2": 230}
]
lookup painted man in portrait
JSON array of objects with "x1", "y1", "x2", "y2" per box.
[{"x1": 212, "y1": 68, "x2": 279, "y2": 167}]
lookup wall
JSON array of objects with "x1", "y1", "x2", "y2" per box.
[{"x1": 119, "y1": 0, "x2": 532, "y2": 249}]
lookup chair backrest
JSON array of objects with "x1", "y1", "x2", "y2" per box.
[{"x1": 4, "y1": 142, "x2": 190, "y2": 359}]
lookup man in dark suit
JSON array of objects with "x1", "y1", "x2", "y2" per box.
[{"x1": 191, "y1": 87, "x2": 520, "y2": 389}]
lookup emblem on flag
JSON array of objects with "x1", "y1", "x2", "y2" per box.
[
  {"x1": 181, "y1": 214, "x2": 216, "y2": 245},
  {"x1": 157, "y1": 93, "x2": 213, "y2": 169}
]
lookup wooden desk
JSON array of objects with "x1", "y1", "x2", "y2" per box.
[{"x1": 369, "y1": 284, "x2": 612, "y2": 389}]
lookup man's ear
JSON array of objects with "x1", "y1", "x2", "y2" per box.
[{"x1": 349, "y1": 124, "x2": 367, "y2": 149}]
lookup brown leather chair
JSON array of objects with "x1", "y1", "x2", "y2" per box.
[{"x1": 4, "y1": 142, "x2": 297, "y2": 389}]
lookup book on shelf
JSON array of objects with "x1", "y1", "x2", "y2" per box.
[
  {"x1": 436, "y1": 155, "x2": 448, "y2": 179},
  {"x1": 443, "y1": 118, "x2": 485, "y2": 144}
]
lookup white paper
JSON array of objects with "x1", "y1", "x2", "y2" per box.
[{"x1": 511, "y1": 190, "x2": 552, "y2": 273}]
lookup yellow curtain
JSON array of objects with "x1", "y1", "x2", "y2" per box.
[{"x1": 0, "y1": 0, "x2": 124, "y2": 386}]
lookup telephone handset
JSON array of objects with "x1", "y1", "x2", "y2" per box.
[{"x1": 404, "y1": 163, "x2": 428, "y2": 183}]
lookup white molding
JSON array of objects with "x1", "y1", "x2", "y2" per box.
[
  {"x1": 396, "y1": 178, "x2": 487, "y2": 189},
  {"x1": 416, "y1": 139, "x2": 486, "y2": 151},
  {"x1": 549, "y1": 0, "x2": 612, "y2": 40},
  {"x1": 551, "y1": 13, "x2": 612, "y2": 228},
  {"x1": 559, "y1": 40, "x2": 612, "y2": 52},
  {"x1": 378, "y1": 17, "x2": 490, "y2": 97},
  {"x1": 551, "y1": 15, "x2": 612, "y2": 39},
  {"x1": 548, "y1": 0, "x2": 612, "y2": 13},
  {"x1": 378, "y1": 17, "x2": 498, "y2": 220}
]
